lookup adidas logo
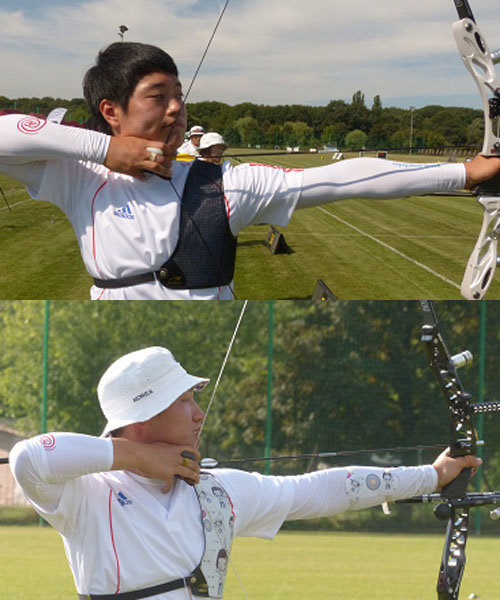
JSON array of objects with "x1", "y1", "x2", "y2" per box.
[
  {"x1": 113, "y1": 204, "x2": 134, "y2": 219},
  {"x1": 116, "y1": 492, "x2": 132, "y2": 506}
]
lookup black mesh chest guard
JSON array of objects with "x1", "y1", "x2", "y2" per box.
[{"x1": 159, "y1": 159, "x2": 237, "y2": 289}]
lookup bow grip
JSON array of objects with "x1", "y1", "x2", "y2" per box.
[{"x1": 441, "y1": 465, "x2": 471, "y2": 499}]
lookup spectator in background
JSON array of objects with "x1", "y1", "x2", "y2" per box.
[
  {"x1": 198, "y1": 132, "x2": 228, "y2": 164},
  {"x1": 177, "y1": 125, "x2": 205, "y2": 157}
]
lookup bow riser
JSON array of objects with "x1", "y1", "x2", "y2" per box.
[
  {"x1": 420, "y1": 301, "x2": 476, "y2": 600},
  {"x1": 421, "y1": 323, "x2": 475, "y2": 500},
  {"x1": 452, "y1": 18, "x2": 500, "y2": 156},
  {"x1": 453, "y1": 10, "x2": 500, "y2": 300},
  {"x1": 437, "y1": 509, "x2": 469, "y2": 600},
  {"x1": 461, "y1": 196, "x2": 500, "y2": 300}
]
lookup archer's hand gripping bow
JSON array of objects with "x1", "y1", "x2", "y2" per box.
[{"x1": 452, "y1": 1, "x2": 500, "y2": 299}]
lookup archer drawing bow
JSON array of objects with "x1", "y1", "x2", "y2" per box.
[{"x1": 452, "y1": 1, "x2": 500, "y2": 299}]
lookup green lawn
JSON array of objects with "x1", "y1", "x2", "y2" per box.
[
  {"x1": 1, "y1": 151, "x2": 496, "y2": 300},
  {"x1": 0, "y1": 527, "x2": 499, "y2": 599}
]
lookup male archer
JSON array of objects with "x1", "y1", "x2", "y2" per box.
[
  {"x1": 1, "y1": 41, "x2": 500, "y2": 300},
  {"x1": 10, "y1": 346, "x2": 481, "y2": 599}
]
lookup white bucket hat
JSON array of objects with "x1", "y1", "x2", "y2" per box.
[
  {"x1": 199, "y1": 132, "x2": 227, "y2": 151},
  {"x1": 188, "y1": 125, "x2": 205, "y2": 137},
  {"x1": 98, "y1": 346, "x2": 209, "y2": 437}
]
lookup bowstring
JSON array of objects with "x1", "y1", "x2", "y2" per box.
[
  {"x1": 183, "y1": 0, "x2": 231, "y2": 104},
  {"x1": 197, "y1": 300, "x2": 248, "y2": 442},
  {"x1": 194, "y1": 300, "x2": 248, "y2": 600},
  {"x1": 164, "y1": 0, "x2": 236, "y2": 299}
]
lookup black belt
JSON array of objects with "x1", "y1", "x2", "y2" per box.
[
  {"x1": 93, "y1": 265, "x2": 188, "y2": 290},
  {"x1": 77, "y1": 576, "x2": 188, "y2": 600},
  {"x1": 93, "y1": 271, "x2": 157, "y2": 289}
]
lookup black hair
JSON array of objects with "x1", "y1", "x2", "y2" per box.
[{"x1": 83, "y1": 42, "x2": 178, "y2": 134}]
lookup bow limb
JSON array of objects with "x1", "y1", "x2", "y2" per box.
[
  {"x1": 452, "y1": 4, "x2": 500, "y2": 156},
  {"x1": 452, "y1": 2, "x2": 500, "y2": 299},
  {"x1": 460, "y1": 196, "x2": 500, "y2": 299},
  {"x1": 420, "y1": 301, "x2": 476, "y2": 600}
]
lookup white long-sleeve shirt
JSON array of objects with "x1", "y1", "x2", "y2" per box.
[
  {"x1": 0, "y1": 114, "x2": 466, "y2": 299},
  {"x1": 10, "y1": 432, "x2": 437, "y2": 599}
]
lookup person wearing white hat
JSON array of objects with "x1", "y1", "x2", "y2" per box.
[
  {"x1": 198, "y1": 132, "x2": 228, "y2": 164},
  {"x1": 10, "y1": 345, "x2": 481, "y2": 599},
  {"x1": 177, "y1": 125, "x2": 206, "y2": 157}
]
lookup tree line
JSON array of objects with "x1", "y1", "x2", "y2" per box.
[
  {"x1": 1, "y1": 300, "x2": 498, "y2": 468},
  {"x1": 0, "y1": 91, "x2": 484, "y2": 150}
]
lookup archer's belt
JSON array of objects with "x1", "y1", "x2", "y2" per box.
[
  {"x1": 93, "y1": 266, "x2": 184, "y2": 290},
  {"x1": 77, "y1": 576, "x2": 188, "y2": 600}
]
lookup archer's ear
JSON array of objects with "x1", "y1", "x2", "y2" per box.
[{"x1": 99, "y1": 99, "x2": 122, "y2": 134}]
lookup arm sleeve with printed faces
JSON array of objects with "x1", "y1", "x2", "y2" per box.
[
  {"x1": 215, "y1": 464, "x2": 437, "y2": 539},
  {"x1": 284, "y1": 464, "x2": 437, "y2": 518},
  {"x1": 9, "y1": 433, "x2": 113, "y2": 536},
  {"x1": 0, "y1": 115, "x2": 110, "y2": 193}
]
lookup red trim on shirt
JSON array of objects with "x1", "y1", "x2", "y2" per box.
[
  {"x1": 108, "y1": 489, "x2": 121, "y2": 594},
  {"x1": 223, "y1": 193, "x2": 230, "y2": 221},
  {"x1": 91, "y1": 180, "x2": 108, "y2": 276}
]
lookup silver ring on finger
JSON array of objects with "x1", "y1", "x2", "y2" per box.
[{"x1": 146, "y1": 146, "x2": 164, "y2": 163}]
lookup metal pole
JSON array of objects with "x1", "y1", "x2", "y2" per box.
[
  {"x1": 264, "y1": 301, "x2": 274, "y2": 475},
  {"x1": 474, "y1": 300, "x2": 486, "y2": 535},
  {"x1": 409, "y1": 106, "x2": 415, "y2": 155},
  {"x1": 39, "y1": 300, "x2": 50, "y2": 527},
  {"x1": 41, "y1": 300, "x2": 50, "y2": 435}
]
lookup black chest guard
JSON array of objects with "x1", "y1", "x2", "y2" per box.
[{"x1": 159, "y1": 159, "x2": 237, "y2": 289}]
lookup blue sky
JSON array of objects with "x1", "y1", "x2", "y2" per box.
[{"x1": 0, "y1": 0, "x2": 499, "y2": 110}]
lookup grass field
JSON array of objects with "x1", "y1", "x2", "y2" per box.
[
  {"x1": 0, "y1": 527, "x2": 499, "y2": 599},
  {"x1": 1, "y1": 151, "x2": 497, "y2": 300}
]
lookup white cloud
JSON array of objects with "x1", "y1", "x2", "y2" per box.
[{"x1": 0, "y1": 0, "x2": 498, "y2": 108}]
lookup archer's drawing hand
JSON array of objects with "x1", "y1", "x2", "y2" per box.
[
  {"x1": 104, "y1": 137, "x2": 173, "y2": 181},
  {"x1": 138, "y1": 443, "x2": 201, "y2": 493},
  {"x1": 112, "y1": 439, "x2": 200, "y2": 493},
  {"x1": 464, "y1": 154, "x2": 500, "y2": 190},
  {"x1": 432, "y1": 447, "x2": 482, "y2": 490}
]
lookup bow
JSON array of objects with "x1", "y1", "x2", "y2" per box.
[
  {"x1": 397, "y1": 301, "x2": 500, "y2": 599},
  {"x1": 421, "y1": 300, "x2": 475, "y2": 600},
  {"x1": 452, "y1": 1, "x2": 500, "y2": 299}
]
